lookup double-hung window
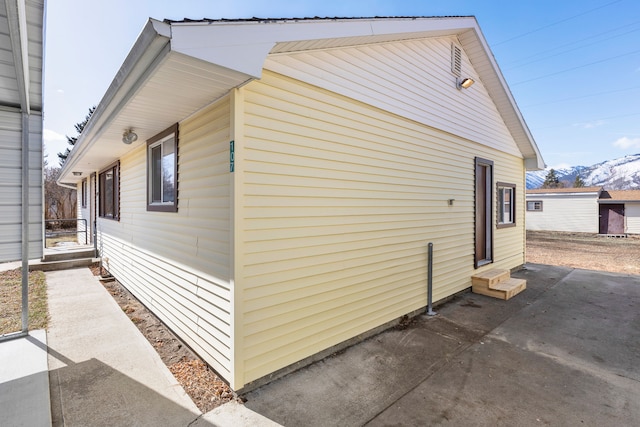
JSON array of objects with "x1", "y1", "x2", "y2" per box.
[
  {"x1": 497, "y1": 182, "x2": 516, "y2": 228},
  {"x1": 527, "y1": 201, "x2": 543, "y2": 211},
  {"x1": 147, "y1": 124, "x2": 178, "y2": 212}
]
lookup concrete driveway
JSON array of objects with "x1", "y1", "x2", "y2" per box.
[{"x1": 243, "y1": 264, "x2": 640, "y2": 426}]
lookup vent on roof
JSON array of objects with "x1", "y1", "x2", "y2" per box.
[{"x1": 451, "y1": 43, "x2": 462, "y2": 76}]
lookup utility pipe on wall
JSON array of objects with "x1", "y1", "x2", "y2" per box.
[{"x1": 426, "y1": 242, "x2": 436, "y2": 316}]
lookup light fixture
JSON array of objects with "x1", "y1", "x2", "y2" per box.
[
  {"x1": 456, "y1": 77, "x2": 475, "y2": 90},
  {"x1": 72, "y1": 171, "x2": 82, "y2": 176},
  {"x1": 122, "y1": 129, "x2": 138, "y2": 144}
]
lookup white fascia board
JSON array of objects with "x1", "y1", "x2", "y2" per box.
[
  {"x1": 459, "y1": 23, "x2": 545, "y2": 171},
  {"x1": 526, "y1": 192, "x2": 600, "y2": 198},
  {"x1": 169, "y1": 17, "x2": 477, "y2": 79},
  {"x1": 58, "y1": 19, "x2": 171, "y2": 184},
  {"x1": 525, "y1": 156, "x2": 546, "y2": 170},
  {"x1": 599, "y1": 200, "x2": 638, "y2": 204}
]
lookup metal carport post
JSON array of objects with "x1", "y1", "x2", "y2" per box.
[{"x1": 0, "y1": 0, "x2": 35, "y2": 342}]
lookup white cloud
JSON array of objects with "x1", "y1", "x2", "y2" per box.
[
  {"x1": 43, "y1": 128, "x2": 65, "y2": 143},
  {"x1": 43, "y1": 129, "x2": 68, "y2": 164},
  {"x1": 613, "y1": 137, "x2": 640, "y2": 149},
  {"x1": 573, "y1": 120, "x2": 606, "y2": 129}
]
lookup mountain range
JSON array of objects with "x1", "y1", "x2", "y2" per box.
[{"x1": 526, "y1": 154, "x2": 640, "y2": 190}]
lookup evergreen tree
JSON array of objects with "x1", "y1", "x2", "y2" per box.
[
  {"x1": 541, "y1": 169, "x2": 563, "y2": 189},
  {"x1": 58, "y1": 106, "x2": 96, "y2": 166},
  {"x1": 573, "y1": 174, "x2": 585, "y2": 188}
]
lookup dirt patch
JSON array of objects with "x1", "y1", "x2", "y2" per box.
[
  {"x1": 526, "y1": 231, "x2": 640, "y2": 275},
  {"x1": 90, "y1": 264, "x2": 234, "y2": 412}
]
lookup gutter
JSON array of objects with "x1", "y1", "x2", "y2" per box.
[{"x1": 58, "y1": 19, "x2": 172, "y2": 185}]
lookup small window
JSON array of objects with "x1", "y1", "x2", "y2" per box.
[
  {"x1": 81, "y1": 179, "x2": 87, "y2": 208},
  {"x1": 527, "y1": 200, "x2": 543, "y2": 212},
  {"x1": 99, "y1": 162, "x2": 119, "y2": 220},
  {"x1": 147, "y1": 124, "x2": 178, "y2": 212},
  {"x1": 497, "y1": 182, "x2": 516, "y2": 228}
]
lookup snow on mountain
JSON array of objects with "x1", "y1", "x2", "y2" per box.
[{"x1": 526, "y1": 154, "x2": 640, "y2": 190}]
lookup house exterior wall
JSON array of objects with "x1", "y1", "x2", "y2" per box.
[
  {"x1": 235, "y1": 70, "x2": 526, "y2": 387},
  {"x1": 265, "y1": 36, "x2": 522, "y2": 159},
  {"x1": 626, "y1": 203, "x2": 640, "y2": 234},
  {"x1": 93, "y1": 97, "x2": 234, "y2": 379},
  {"x1": 525, "y1": 193, "x2": 599, "y2": 233},
  {"x1": 0, "y1": 110, "x2": 43, "y2": 262}
]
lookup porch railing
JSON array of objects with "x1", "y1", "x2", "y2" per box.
[{"x1": 44, "y1": 218, "x2": 88, "y2": 248}]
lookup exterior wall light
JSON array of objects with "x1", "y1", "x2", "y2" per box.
[
  {"x1": 122, "y1": 129, "x2": 138, "y2": 144},
  {"x1": 456, "y1": 78, "x2": 475, "y2": 90}
]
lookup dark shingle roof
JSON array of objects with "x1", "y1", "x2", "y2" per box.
[
  {"x1": 526, "y1": 186, "x2": 602, "y2": 194},
  {"x1": 163, "y1": 16, "x2": 471, "y2": 24},
  {"x1": 600, "y1": 190, "x2": 640, "y2": 201}
]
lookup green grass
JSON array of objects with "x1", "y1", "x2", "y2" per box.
[{"x1": 0, "y1": 268, "x2": 48, "y2": 335}]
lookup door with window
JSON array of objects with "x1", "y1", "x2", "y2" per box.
[{"x1": 475, "y1": 158, "x2": 493, "y2": 267}]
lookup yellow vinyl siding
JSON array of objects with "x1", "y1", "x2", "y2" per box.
[
  {"x1": 265, "y1": 36, "x2": 519, "y2": 158},
  {"x1": 96, "y1": 97, "x2": 234, "y2": 379},
  {"x1": 238, "y1": 71, "x2": 525, "y2": 384}
]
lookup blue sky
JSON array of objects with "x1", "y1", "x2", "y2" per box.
[{"x1": 44, "y1": 0, "x2": 640, "y2": 169}]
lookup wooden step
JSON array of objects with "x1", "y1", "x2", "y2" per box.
[
  {"x1": 472, "y1": 277, "x2": 526, "y2": 300},
  {"x1": 471, "y1": 269, "x2": 510, "y2": 288}
]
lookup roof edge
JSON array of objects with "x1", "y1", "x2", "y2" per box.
[
  {"x1": 59, "y1": 19, "x2": 171, "y2": 183},
  {"x1": 458, "y1": 25, "x2": 545, "y2": 171},
  {"x1": 526, "y1": 186, "x2": 603, "y2": 195}
]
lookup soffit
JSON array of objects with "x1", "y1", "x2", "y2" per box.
[
  {"x1": 0, "y1": 0, "x2": 43, "y2": 111},
  {"x1": 64, "y1": 51, "x2": 249, "y2": 181}
]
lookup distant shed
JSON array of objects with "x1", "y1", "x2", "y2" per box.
[
  {"x1": 599, "y1": 190, "x2": 640, "y2": 235},
  {"x1": 525, "y1": 187, "x2": 603, "y2": 233}
]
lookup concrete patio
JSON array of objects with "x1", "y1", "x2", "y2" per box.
[
  {"x1": 1, "y1": 263, "x2": 639, "y2": 426},
  {"x1": 244, "y1": 264, "x2": 640, "y2": 426}
]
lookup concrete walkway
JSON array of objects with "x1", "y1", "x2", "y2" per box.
[
  {"x1": 0, "y1": 330, "x2": 51, "y2": 426},
  {"x1": 46, "y1": 268, "x2": 202, "y2": 426},
  {"x1": 45, "y1": 268, "x2": 277, "y2": 427}
]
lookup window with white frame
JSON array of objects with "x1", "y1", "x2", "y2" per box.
[
  {"x1": 147, "y1": 124, "x2": 178, "y2": 212},
  {"x1": 497, "y1": 182, "x2": 516, "y2": 228},
  {"x1": 527, "y1": 200, "x2": 543, "y2": 211}
]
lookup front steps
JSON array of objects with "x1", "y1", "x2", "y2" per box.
[
  {"x1": 29, "y1": 247, "x2": 98, "y2": 272},
  {"x1": 471, "y1": 269, "x2": 526, "y2": 300}
]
